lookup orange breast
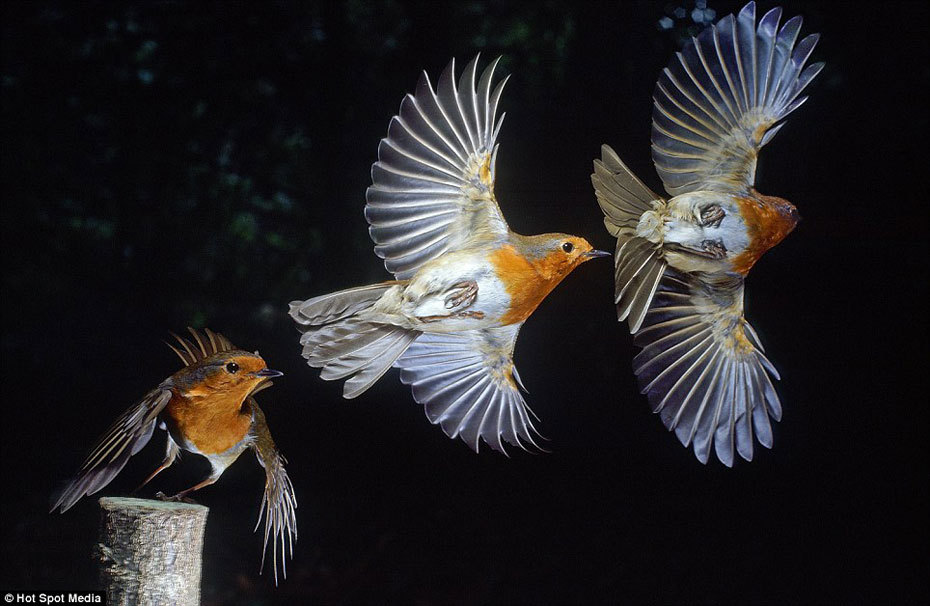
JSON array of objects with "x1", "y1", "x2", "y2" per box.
[
  {"x1": 490, "y1": 244, "x2": 560, "y2": 325},
  {"x1": 166, "y1": 392, "x2": 251, "y2": 455},
  {"x1": 731, "y1": 193, "x2": 798, "y2": 275}
]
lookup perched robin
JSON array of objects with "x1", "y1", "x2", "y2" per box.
[
  {"x1": 290, "y1": 55, "x2": 609, "y2": 454},
  {"x1": 591, "y1": 2, "x2": 822, "y2": 465},
  {"x1": 51, "y1": 328, "x2": 297, "y2": 583}
]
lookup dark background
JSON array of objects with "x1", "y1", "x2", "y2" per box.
[{"x1": 2, "y1": 1, "x2": 927, "y2": 604}]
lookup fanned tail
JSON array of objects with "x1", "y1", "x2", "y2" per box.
[
  {"x1": 592, "y1": 145, "x2": 668, "y2": 333},
  {"x1": 289, "y1": 283, "x2": 418, "y2": 398},
  {"x1": 592, "y1": 144, "x2": 662, "y2": 234}
]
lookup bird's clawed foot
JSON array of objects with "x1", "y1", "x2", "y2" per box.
[
  {"x1": 444, "y1": 280, "x2": 478, "y2": 310},
  {"x1": 700, "y1": 204, "x2": 725, "y2": 228},
  {"x1": 701, "y1": 239, "x2": 728, "y2": 259},
  {"x1": 154, "y1": 490, "x2": 198, "y2": 505}
]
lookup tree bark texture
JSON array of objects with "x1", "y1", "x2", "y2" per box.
[{"x1": 96, "y1": 497, "x2": 209, "y2": 606}]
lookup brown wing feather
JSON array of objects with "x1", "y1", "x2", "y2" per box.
[
  {"x1": 166, "y1": 327, "x2": 238, "y2": 367},
  {"x1": 247, "y1": 398, "x2": 297, "y2": 585},
  {"x1": 51, "y1": 386, "x2": 173, "y2": 512}
]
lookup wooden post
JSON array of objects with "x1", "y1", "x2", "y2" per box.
[{"x1": 96, "y1": 497, "x2": 209, "y2": 606}]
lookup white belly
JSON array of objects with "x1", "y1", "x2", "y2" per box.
[
  {"x1": 665, "y1": 192, "x2": 749, "y2": 251},
  {"x1": 367, "y1": 249, "x2": 512, "y2": 332}
]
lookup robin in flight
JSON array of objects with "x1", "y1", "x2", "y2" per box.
[
  {"x1": 51, "y1": 328, "x2": 297, "y2": 583},
  {"x1": 290, "y1": 55, "x2": 610, "y2": 454},
  {"x1": 591, "y1": 2, "x2": 822, "y2": 465}
]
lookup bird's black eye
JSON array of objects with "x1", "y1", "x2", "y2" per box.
[
  {"x1": 225, "y1": 362, "x2": 239, "y2": 374},
  {"x1": 562, "y1": 242, "x2": 574, "y2": 253}
]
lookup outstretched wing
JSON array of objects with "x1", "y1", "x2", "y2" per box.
[
  {"x1": 51, "y1": 386, "x2": 173, "y2": 512},
  {"x1": 633, "y1": 269, "x2": 781, "y2": 466},
  {"x1": 393, "y1": 323, "x2": 543, "y2": 454},
  {"x1": 247, "y1": 398, "x2": 297, "y2": 586},
  {"x1": 652, "y1": 1, "x2": 823, "y2": 195},
  {"x1": 365, "y1": 55, "x2": 511, "y2": 280}
]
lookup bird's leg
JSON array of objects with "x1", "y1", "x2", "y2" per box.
[
  {"x1": 170, "y1": 475, "x2": 219, "y2": 500},
  {"x1": 444, "y1": 280, "x2": 478, "y2": 310},
  {"x1": 133, "y1": 438, "x2": 180, "y2": 493},
  {"x1": 699, "y1": 204, "x2": 725, "y2": 228}
]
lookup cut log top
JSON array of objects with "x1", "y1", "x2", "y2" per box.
[{"x1": 99, "y1": 496, "x2": 209, "y2": 515}]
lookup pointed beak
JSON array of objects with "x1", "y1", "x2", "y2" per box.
[
  {"x1": 252, "y1": 368, "x2": 284, "y2": 378},
  {"x1": 583, "y1": 249, "x2": 612, "y2": 259}
]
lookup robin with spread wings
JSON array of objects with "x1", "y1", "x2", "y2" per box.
[
  {"x1": 51, "y1": 328, "x2": 296, "y2": 583},
  {"x1": 592, "y1": 2, "x2": 823, "y2": 465},
  {"x1": 290, "y1": 56, "x2": 609, "y2": 454}
]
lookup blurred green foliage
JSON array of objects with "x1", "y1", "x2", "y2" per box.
[{"x1": 1, "y1": 1, "x2": 588, "y2": 336}]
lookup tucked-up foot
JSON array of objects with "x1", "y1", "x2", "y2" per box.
[
  {"x1": 417, "y1": 309, "x2": 486, "y2": 323},
  {"x1": 444, "y1": 280, "x2": 479, "y2": 310},
  {"x1": 700, "y1": 204, "x2": 725, "y2": 227},
  {"x1": 701, "y1": 238, "x2": 728, "y2": 259}
]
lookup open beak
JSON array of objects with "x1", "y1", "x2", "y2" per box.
[
  {"x1": 583, "y1": 249, "x2": 612, "y2": 259},
  {"x1": 252, "y1": 368, "x2": 284, "y2": 378}
]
